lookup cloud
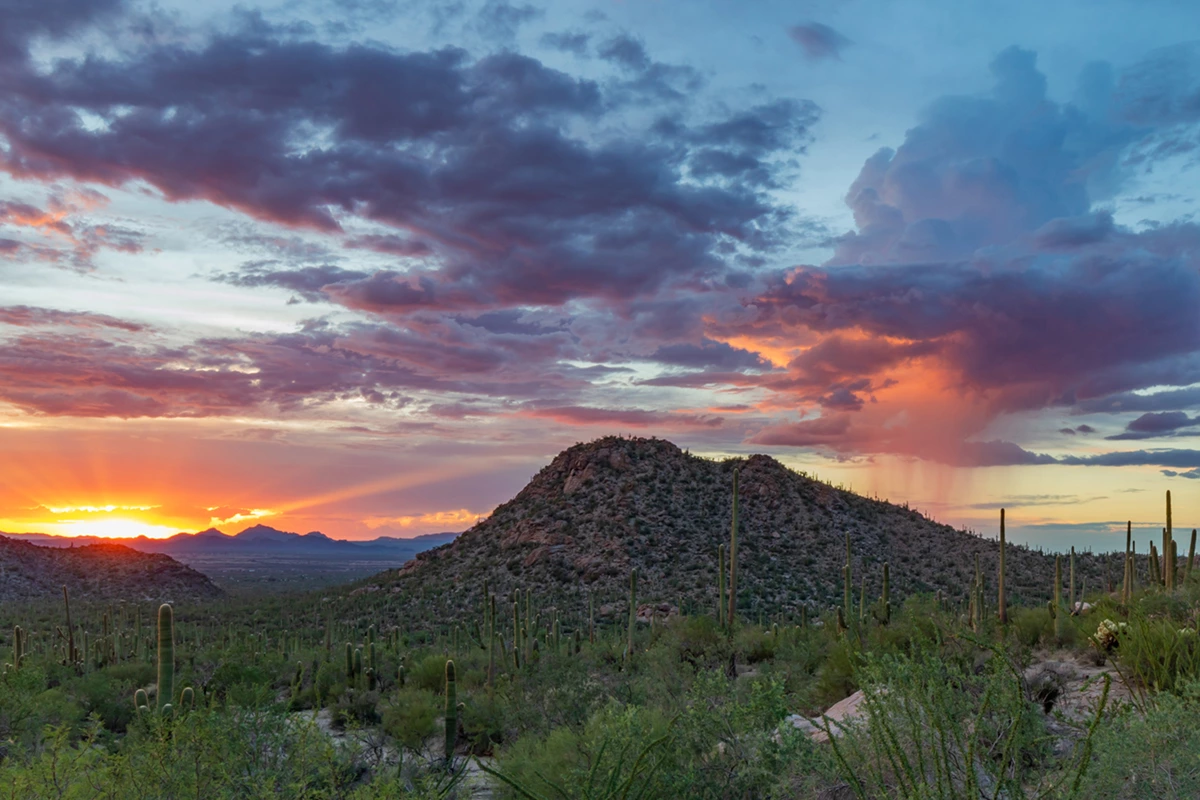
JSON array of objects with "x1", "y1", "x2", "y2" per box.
[
  {"x1": 0, "y1": 197, "x2": 145, "y2": 270},
  {"x1": 709, "y1": 47, "x2": 1200, "y2": 464},
  {"x1": 521, "y1": 406, "x2": 725, "y2": 429},
  {"x1": 787, "y1": 23, "x2": 852, "y2": 61},
  {"x1": 649, "y1": 338, "x2": 771, "y2": 371},
  {"x1": 540, "y1": 31, "x2": 589, "y2": 56},
  {"x1": 0, "y1": 305, "x2": 146, "y2": 331},
  {"x1": 213, "y1": 264, "x2": 371, "y2": 302},
  {"x1": 0, "y1": 13, "x2": 813, "y2": 316},
  {"x1": 1105, "y1": 410, "x2": 1200, "y2": 440},
  {"x1": 1060, "y1": 449, "x2": 1200, "y2": 468},
  {"x1": 1162, "y1": 469, "x2": 1200, "y2": 479},
  {"x1": 0, "y1": 312, "x2": 606, "y2": 418}
]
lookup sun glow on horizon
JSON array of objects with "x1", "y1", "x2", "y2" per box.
[{"x1": 24, "y1": 518, "x2": 182, "y2": 539}]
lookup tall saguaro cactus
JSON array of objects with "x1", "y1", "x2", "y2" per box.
[
  {"x1": 157, "y1": 604, "x2": 174, "y2": 712},
  {"x1": 1166, "y1": 490, "x2": 1175, "y2": 589},
  {"x1": 626, "y1": 568, "x2": 638, "y2": 662},
  {"x1": 1053, "y1": 556, "x2": 1064, "y2": 641},
  {"x1": 1069, "y1": 547, "x2": 1076, "y2": 613},
  {"x1": 1123, "y1": 522, "x2": 1132, "y2": 603},
  {"x1": 62, "y1": 586, "x2": 76, "y2": 667},
  {"x1": 717, "y1": 544, "x2": 726, "y2": 630},
  {"x1": 727, "y1": 469, "x2": 739, "y2": 629},
  {"x1": 998, "y1": 509, "x2": 1007, "y2": 624},
  {"x1": 487, "y1": 593, "x2": 496, "y2": 694},
  {"x1": 843, "y1": 532, "x2": 853, "y2": 623},
  {"x1": 1188, "y1": 529, "x2": 1197, "y2": 585},
  {"x1": 444, "y1": 660, "x2": 457, "y2": 764}
]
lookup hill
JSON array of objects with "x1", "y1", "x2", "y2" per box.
[
  {"x1": 0, "y1": 536, "x2": 222, "y2": 602},
  {"x1": 345, "y1": 436, "x2": 1117, "y2": 622}
]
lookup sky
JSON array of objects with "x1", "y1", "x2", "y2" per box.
[{"x1": 2, "y1": 0, "x2": 1200, "y2": 552}]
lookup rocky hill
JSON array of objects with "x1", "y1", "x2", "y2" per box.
[
  {"x1": 0, "y1": 536, "x2": 223, "y2": 603},
  {"x1": 347, "y1": 437, "x2": 1120, "y2": 624}
]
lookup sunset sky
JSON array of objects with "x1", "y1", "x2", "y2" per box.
[{"x1": 3, "y1": 0, "x2": 1200, "y2": 551}]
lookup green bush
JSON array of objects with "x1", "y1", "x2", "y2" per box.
[
  {"x1": 409, "y1": 653, "x2": 450, "y2": 693},
  {"x1": 381, "y1": 687, "x2": 439, "y2": 751},
  {"x1": 1011, "y1": 606, "x2": 1053, "y2": 648},
  {"x1": 1113, "y1": 615, "x2": 1200, "y2": 697},
  {"x1": 735, "y1": 627, "x2": 776, "y2": 664},
  {"x1": 1080, "y1": 679, "x2": 1200, "y2": 797}
]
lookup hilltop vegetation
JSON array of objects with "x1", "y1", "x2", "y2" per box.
[{"x1": 367, "y1": 437, "x2": 1114, "y2": 626}]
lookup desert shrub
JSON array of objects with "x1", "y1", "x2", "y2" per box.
[
  {"x1": 490, "y1": 701, "x2": 672, "y2": 800},
  {"x1": 814, "y1": 639, "x2": 858, "y2": 707},
  {"x1": 670, "y1": 614, "x2": 728, "y2": 668},
  {"x1": 1011, "y1": 606, "x2": 1053, "y2": 648},
  {"x1": 1112, "y1": 614, "x2": 1200, "y2": 697},
  {"x1": 332, "y1": 689, "x2": 381, "y2": 728},
  {"x1": 462, "y1": 694, "x2": 506, "y2": 755},
  {"x1": 825, "y1": 649, "x2": 1108, "y2": 799},
  {"x1": 381, "y1": 687, "x2": 439, "y2": 751},
  {"x1": 73, "y1": 670, "x2": 138, "y2": 733},
  {"x1": 735, "y1": 626, "x2": 776, "y2": 663},
  {"x1": 1079, "y1": 678, "x2": 1200, "y2": 798},
  {"x1": 409, "y1": 653, "x2": 450, "y2": 693},
  {"x1": 208, "y1": 661, "x2": 273, "y2": 706}
]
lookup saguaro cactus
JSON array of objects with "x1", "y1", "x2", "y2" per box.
[
  {"x1": 12, "y1": 626, "x2": 24, "y2": 670},
  {"x1": 444, "y1": 660, "x2": 457, "y2": 764},
  {"x1": 512, "y1": 602, "x2": 521, "y2": 670},
  {"x1": 717, "y1": 543, "x2": 726, "y2": 629},
  {"x1": 1053, "y1": 556, "x2": 1064, "y2": 641},
  {"x1": 881, "y1": 562, "x2": 891, "y2": 625},
  {"x1": 998, "y1": 509, "x2": 1007, "y2": 625},
  {"x1": 62, "y1": 586, "x2": 76, "y2": 667},
  {"x1": 1166, "y1": 491, "x2": 1175, "y2": 589},
  {"x1": 487, "y1": 594, "x2": 496, "y2": 693},
  {"x1": 626, "y1": 568, "x2": 638, "y2": 662},
  {"x1": 157, "y1": 604, "x2": 174, "y2": 712},
  {"x1": 1069, "y1": 547, "x2": 1076, "y2": 613},
  {"x1": 843, "y1": 532, "x2": 853, "y2": 622},
  {"x1": 727, "y1": 469, "x2": 739, "y2": 629},
  {"x1": 1123, "y1": 522, "x2": 1132, "y2": 603},
  {"x1": 1189, "y1": 529, "x2": 1197, "y2": 584}
]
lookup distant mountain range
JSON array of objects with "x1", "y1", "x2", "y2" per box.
[{"x1": 1, "y1": 525, "x2": 459, "y2": 559}]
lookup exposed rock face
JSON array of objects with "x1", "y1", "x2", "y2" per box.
[
  {"x1": 369, "y1": 436, "x2": 1112, "y2": 620},
  {"x1": 0, "y1": 536, "x2": 222, "y2": 602}
]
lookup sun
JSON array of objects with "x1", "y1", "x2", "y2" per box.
[{"x1": 38, "y1": 518, "x2": 181, "y2": 540}]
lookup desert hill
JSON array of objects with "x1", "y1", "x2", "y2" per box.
[
  {"x1": 0, "y1": 536, "x2": 222, "y2": 602},
  {"x1": 345, "y1": 437, "x2": 1116, "y2": 622}
]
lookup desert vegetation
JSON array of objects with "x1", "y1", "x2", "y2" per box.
[{"x1": 0, "y1": 448, "x2": 1197, "y2": 797}]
